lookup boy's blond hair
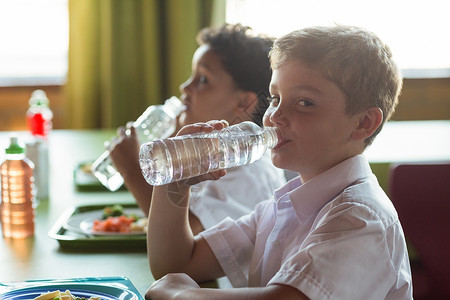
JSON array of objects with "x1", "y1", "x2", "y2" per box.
[{"x1": 270, "y1": 25, "x2": 402, "y2": 145}]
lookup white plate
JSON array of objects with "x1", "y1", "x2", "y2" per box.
[{"x1": 63, "y1": 208, "x2": 146, "y2": 236}]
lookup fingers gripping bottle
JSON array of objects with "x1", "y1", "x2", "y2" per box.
[
  {"x1": 139, "y1": 121, "x2": 279, "y2": 186},
  {"x1": 92, "y1": 97, "x2": 184, "y2": 191},
  {"x1": 1, "y1": 136, "x2": 36, "y2": 239}
]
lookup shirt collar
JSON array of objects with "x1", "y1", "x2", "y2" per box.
[{"x1": 273, "y1": 154, "x2": 373, "y2": 220}]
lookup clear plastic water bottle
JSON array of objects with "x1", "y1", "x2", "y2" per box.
[
  {"x1": 139, "y1": 121, "x2": 279, "y2": 186},
  {"x1": 92, "y1": 96, "x2": 184, "y2": 191},
  {"x1": 0, "y1": 135, "x2": 35, "y2": 239}
]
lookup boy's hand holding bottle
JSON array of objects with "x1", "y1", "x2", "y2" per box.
[{"x1": 158, "y1": 120, "x2": 229, "y2": 208}]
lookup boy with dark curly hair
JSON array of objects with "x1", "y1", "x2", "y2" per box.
[{"x1": 109, "y1": 24, "x2": 285, "y2": 235}]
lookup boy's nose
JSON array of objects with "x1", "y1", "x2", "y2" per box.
[
  {"x1": 270, "y1": 105, "x2": 282, "y2": 121},
  {"x1": 269, "y1": 105, "x2": 288, "y2": 126},
  {"x1": 179, "y1": 78, "x2": 192, "y2": 95}
]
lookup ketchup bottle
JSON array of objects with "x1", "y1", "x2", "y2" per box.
[
  {"x1": 26, "y1": 90, "x2": 53, "y2": 139},
  {"x1": 25, "y1": 90, "x2": 52, "y2": 200}
]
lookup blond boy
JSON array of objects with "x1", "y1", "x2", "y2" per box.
[{"x1": 145, "y1": 25, "x2": 413, "y2": 299}]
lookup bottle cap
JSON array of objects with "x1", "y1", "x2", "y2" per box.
[
  {"x1": 29, "y1": 89, "x2": 50, "y2": 106},
  {"x1": 5, "y1": 135, "x2": 25, "y2": 154},
  {"x1": 264, "y1": 126, "x2": 279, "y2": 149}
]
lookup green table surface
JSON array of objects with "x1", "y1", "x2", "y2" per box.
[
  {"x1": 0, "y1": 130, "x2": 152, "y2": 297},
  {"x1": 0, "y1": 121, "x2": 449, "y2": 296}
]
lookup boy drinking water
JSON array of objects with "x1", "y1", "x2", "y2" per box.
[
  {"x1": 145, "y1": 25, "x2": 413, "y2": 299},
  {"x1": 109, "y1": 24, "x2": 285, "y2": 235}
]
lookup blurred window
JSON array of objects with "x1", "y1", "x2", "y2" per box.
[
  {"x1": 226, "y1": 0, "x2": 450, "y2": 78},
  {"x1": 0, "y1": 0, "x2": 68, "y2": 86}
]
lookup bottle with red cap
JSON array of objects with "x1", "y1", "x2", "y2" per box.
[
  {"x1": 26, "y1": 90, "x2": 53, "y2": 139},
  {"x1": 25, "y1": 90, "x2": 52, "y2": 200}
]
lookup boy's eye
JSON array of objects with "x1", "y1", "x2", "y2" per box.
[
  {"x1": 199, "y1": 75, "x2": 208, "y2": 84},
  {"x1": 298, "y1": 99, "x2": 314, "y2": 107},
  {"x1": 267, "y1": 96, "x2": 280, "y2": 106}
]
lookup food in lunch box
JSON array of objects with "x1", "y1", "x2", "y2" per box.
[
  {"x1": 92, "y1": 204, "x2": 147, "y2": 233},
  {"x1": 34, "y1": 289, "x2": 101, "y2": 300}
]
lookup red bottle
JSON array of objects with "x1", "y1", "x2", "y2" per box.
[{"x1": 26, "y1": 90, "x2": 53, "y2": 139}]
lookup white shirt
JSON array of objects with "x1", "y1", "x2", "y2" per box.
[
  {"x1": 201, "y1": 155, "x2": 413, "y2": 299},
  {"x1": 190, "y1": 151, "x2": 286, "y2": 229}
]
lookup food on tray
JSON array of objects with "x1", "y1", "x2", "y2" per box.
[
  {"x1": 34, "y1": 289, "x2": 101, "y2": 300},
  {"x1": 73, "y1": 161, "x2": 101, "y2": 190},
  {"x1": 92, "y1": 204, "x2": 147, "y2": 234},
  {"x1": 79, "y1": 162, "x2": 93, "y2": 174},
  {"x1": 102, "y1": 204, "x2": 127, "y2": 218}
]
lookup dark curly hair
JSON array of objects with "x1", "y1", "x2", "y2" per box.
[{"x1": 197, "y1": 23, "x2": 274, "y2": 126}]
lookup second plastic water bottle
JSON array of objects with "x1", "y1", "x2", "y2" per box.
[
  {"x1": 91, "y1": 97, "x2": 184, "y2": 191},
  {"x1": 139, "y1": 121, "x2": 278, "y2": 186}
]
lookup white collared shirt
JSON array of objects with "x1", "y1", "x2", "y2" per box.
[
  {"x1": 190, "y1": 151, "x2": 286, "y2": 229},
  {"x1": 201, "y1": 155, "x2": 413, "y2": 299}
]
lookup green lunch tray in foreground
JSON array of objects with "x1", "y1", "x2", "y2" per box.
[
  {"x1": 48, "y1": 204, "x2": 146, "y2": 251},
  {"x1": 0, "y1": 276, "x2": 143, "y2": 300}
]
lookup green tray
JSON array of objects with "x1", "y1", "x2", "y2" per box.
[
  {"x1": 48, "y1": 204, "x2": 146, "y2": 252},
  {"x1": 0, "y1": 276, "x2": 143, "y2": 300},
  {"x1": 74, "y1": 161, "x2": 127, "y2": 192}
]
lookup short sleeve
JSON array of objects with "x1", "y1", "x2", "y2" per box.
[{"x1": 200, "y1": 200, "x2": 273, "y2": 287}]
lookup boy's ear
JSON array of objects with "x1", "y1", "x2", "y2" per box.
[
  {"x1": 351, "y1": 107, "x2": 383, "y2": 141},
  {"x1": 234, "y1": 91, "x2": 259, "y2": 117}
]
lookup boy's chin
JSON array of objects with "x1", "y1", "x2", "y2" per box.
[{"x1": 270, "y1": 153, "x2": 288, "y2": 170}]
